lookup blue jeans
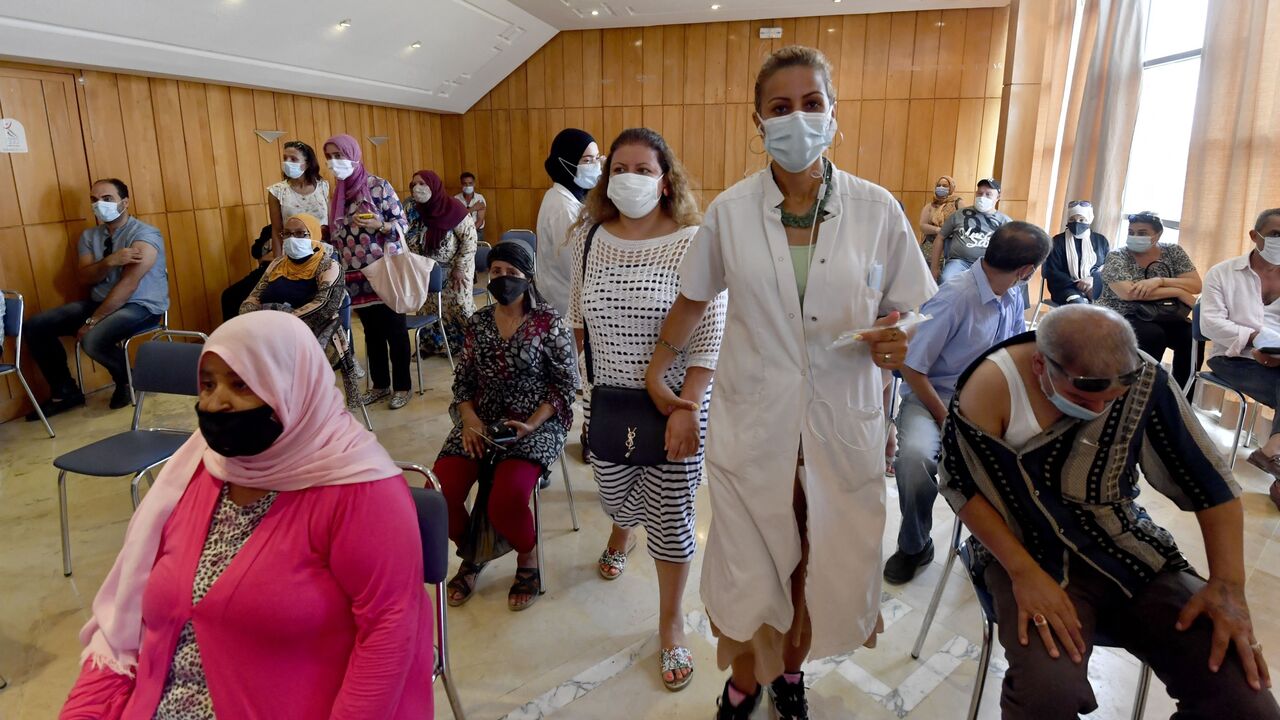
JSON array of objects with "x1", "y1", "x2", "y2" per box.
[
  {"x1": 24, "y1": 300, "x2": 160, "y2": 394},
  {"x1": 893, "y1": 394, "x2": 944, "y2": 554},
  {"x1": 941, "y1": 258, "x2": 973, "y2": 284},
  {"x1": 1207, "y1": 355, "x2": 1280, "y2": 437}
]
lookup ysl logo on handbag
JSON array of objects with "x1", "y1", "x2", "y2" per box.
[{"x1": 625, "y1": 427, "x2": 638, "y2": 459}]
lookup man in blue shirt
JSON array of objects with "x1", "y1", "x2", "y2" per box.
[
  {"x1": 24, "y1": 178, "x2": 169, "y2": 416},
  {"x1": 884, "y1": 221, "x2": 1051, "y2": 584}
]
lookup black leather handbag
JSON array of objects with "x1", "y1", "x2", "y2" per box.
[
  {"x1": 1128, "y1": 261, "x2": 1192, "y2": 323},
  {"x1": 581, "y1": 223, "x2": 670, "y2": 466}
]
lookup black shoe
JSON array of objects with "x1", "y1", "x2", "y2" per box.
[
  {"x1": 768, "y1": 673, "x2": 810, "y2": 720},
  {"x1": 109, "y1": 384, "x2": 133, "y2": 410},
  {"x1": 26, "y1": 392, "x2": 85, "y2": 421},
  {"x1": 716, "y1": 679, "x2": 762, "y2": 720},
  {"x1": 882, "y1": 540, "x2": 935, "y2": 585}
]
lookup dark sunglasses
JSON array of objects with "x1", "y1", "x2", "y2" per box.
[{"x1": 1043, "y1": 353, "x2": 1140, "y2": 393}]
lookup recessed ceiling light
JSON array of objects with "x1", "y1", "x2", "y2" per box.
[
  {"x1": 411, "y1": 41, "x2": 422, "y2": 48},
  {"x1": 827, "y1": 27, "x2": 835, "y2": 32},
  {"x1": 711, "y1": 3, "x2": 721, "y2": 9},
  {"x1": 591, "y1": 9, "x2": 600, "y2": 15},
  {"x1": 337, "y1": 19, "x2": 352, "y2": 28}
]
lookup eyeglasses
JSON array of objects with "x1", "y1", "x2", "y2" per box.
[
  {"x1": 579, "y1": 155, "x2": 602, "y2": 166},
  {"x1": 103, "y1": 236, "x2": 114, "y2": 255},
  {"x1": 281, "y1": 230, "x2": 311, "y2": 238},
  {"x1": 1043, "y1": 353, "x2": 1140, "y2": 393}
]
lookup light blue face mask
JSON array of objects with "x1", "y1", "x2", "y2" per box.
[
  {"x1": 1041, "y1": 370, "x2": 1108, "y2": 421},
  {"x1": 759, "y1": 110, "x2": 836, "y2": 173},
  {"x1": 1126, "y1": 235, "x2": 1154, "y2": 253}
]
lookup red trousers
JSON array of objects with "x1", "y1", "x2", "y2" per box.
[{"x1": 433, "y1": 455, "x2": 541, "y2": 554}]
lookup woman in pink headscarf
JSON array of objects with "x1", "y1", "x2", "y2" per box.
[
  {"x1": 59, "y1": 311, "x2": 434, "y2": 720},
  {"x1": 323, "y1": 133, "x2": 413, "y2": 409}
]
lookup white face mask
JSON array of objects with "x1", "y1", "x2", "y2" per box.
[
  {"x1": 462, "y1": 185, "x2": 474, "y2": 195},
  {"x1": 284, "y1": 236, "x2": 314, "y2": 260},
  {"x1": 92, "y1": 200, "x2": 122, "y2": 223},
  {"x1": 282, "y1": 161, "x2": 305, "y2": 179},
  {"x1": 759, "y1": 110, "x2": 837, "y2": 174},
  {"x1": 1259, "y1": 236, "x2": 1280, "y2": 265},
  {"x1": 327, "y1": 158, "x2": 355, "y2": 180},
  {"x1": 412, "y1": 186, "x2": 432, "y2": 204},
  {"x1": 1126, "y1": 235, "x2": 1154, "y2": 253},
  {"x1": 574, "y1": 161, "x2": 602, "y2": 190},
  {"x1": 607, "y1": 172, "x2": 663, "y2": 219},
  {"x1": 974, "y1": 195, "x2": 997, "y2": 213}
]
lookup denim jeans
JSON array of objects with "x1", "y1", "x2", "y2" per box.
[
  {"x1": 893, "y1": 394, "x2": 944, "y2": 554},
  {"x1": 24, "y1": 300, "x2": 160, "y2": 394},
  {"x1": 1207, "y1": 355, "x2": 1280, "y2": 437}
]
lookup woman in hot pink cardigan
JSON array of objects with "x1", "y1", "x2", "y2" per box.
[{"x1": 60, "y1": 311, "x2": 434, "y2": 719}]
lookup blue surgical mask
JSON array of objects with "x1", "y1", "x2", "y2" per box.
[
  {"x1": 92, "y1": 200, "x2": 121, "y2": 223},
  {"x1": 934, "y1": 186, "x2": 949, "y2": 198},
  {"x1": 1041, "y1": 371, "x2": 1109, "y2": 421},
  {"x1": 1126, "y1": 235, "x2": 1153, "y2": 253},
  {"x1": 759, "y1": 110, "x2": 837, "y2": 173}
]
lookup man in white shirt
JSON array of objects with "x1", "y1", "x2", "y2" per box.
[
  {"x1": 455, "y1": 172, "x2": 487, "y2": 244},
  {"x1": 1200, "y1": 207, "x2": 1280, "y2": 510}
]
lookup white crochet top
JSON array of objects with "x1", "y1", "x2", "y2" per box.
[{"x1": 570, "y1": 224, "x2": 727, "y2": 390}]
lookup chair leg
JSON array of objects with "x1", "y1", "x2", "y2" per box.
[
  {"x1": 1246, "y1": 401, "x2": 1259, "y2": 448},
  {"x1": 414, "y1": 329, "x2": 425, "y2": 395},
  {"x1": 1131, "y1": 662, "x2": 1152, "y2": 720},
  {"x1": 534, "y1": 485, "x2": 546, "y2": 595},
  {"x1": 966, "y1": 618, "x2": 994, "y2": 720},
  {"x1": 1229, "y1": 392, "x2": 1248, "y2": 470},
  {"x1": 912, "y1": 515, "x2": 961, "y2": 659},
  {"x1": 14, "y1": 369, "x2": 54, "y2": 437},
  {"x1": 58, "y1": 470, "x2": 72, "y2": 576},
  {"x1": 560, "y1": 452, "x2": 580, "y2": 531},
  {"x1": 74, "y1": 341, "x2": 84, "y2": 393},
  {"x1": 145, "y1": 469, "x2": 158, "y2": 488},
  {"x1": 439, "y1": 319, "x2": 455, "y2": 371},
  {"x1": 434, "y1": 581, "x2": 466, "y2": 719},
  {"x1": 359, "y1": 398, "x2": 373, "y2": 431},
  {"x1": 0, "y1": 673, "x2": 7, "y2": 689},
  {"x1": 130, "y1": 473, "x2": 144, "y2": 509}
]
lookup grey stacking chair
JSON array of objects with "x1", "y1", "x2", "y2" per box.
[
  {"x1": 473, "y1": 241, "x2": 493, "y2": 307},
  {"x1": 1189, "y1": 303, "x2": 1253, "y2": 467},
  {"x1": 1, "y1": 290, "x2": 54, "y2": 437},
  {"x1": 75, "y1": 308, "x2": 169, "y2": 403},
  {"x1": 397, "y1": 462, "x2": 467, "y2": 720},
  {"x1": 56, "y1": 336, "x2": 205, "y2": 575},
  {"x1": 408, "y1": 264, "x2": 454, "y2": 393}
]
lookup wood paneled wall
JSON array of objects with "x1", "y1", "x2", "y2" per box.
[
  {"x1": 437, "y1": 8, "x2": 1010, "y2": 238},
  {"x1": 0, "y1": 61, "x2": 446, "y2": 421}
]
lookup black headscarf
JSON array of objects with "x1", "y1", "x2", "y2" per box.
[
  {"x1": 489, "y1": 240, "x2": 544, "y2": 308},
  {"x1": 544, "y1": 128, "x2": 595, "y2": 201}
]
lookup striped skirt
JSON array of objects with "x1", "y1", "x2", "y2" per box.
[{"x1": 584, "y1": 395, "x2": 708, "y2": 563}]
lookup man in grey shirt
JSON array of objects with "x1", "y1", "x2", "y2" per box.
[
  {"x1": 24, "y1": 178, "x2": 168, "y2": 416},
  {"x1": 931, "y1": 177, "x2": 1013, "y2": 284}
]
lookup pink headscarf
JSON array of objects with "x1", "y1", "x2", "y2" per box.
[
  {"x1": 78, "y1": 311, "x2": 401, "y2": 675},
  {"x1": 325, "y1": 133, "x2": 372, "y2": 228}
]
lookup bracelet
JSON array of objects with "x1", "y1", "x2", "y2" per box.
[{"x1": 656, "y1": 338, "x2": 685, "y2": 356}]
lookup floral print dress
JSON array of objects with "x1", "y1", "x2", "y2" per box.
[
  {"x1": 437, "y1": 304, "x2": 578, "y2": 470},
  {"x1": 329, "y1": 176, "x2": 408, "y2": 308},
  {"x1": 154, "y1": 484, "x2": 278, "y2": 719},
  {"x1": 405, "y1": 206, "x2": 478, "y2": 354}
]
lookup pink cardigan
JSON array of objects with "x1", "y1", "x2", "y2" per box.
[{"x1": 61, "y1": 465, "x2": 435, "y2": 719}]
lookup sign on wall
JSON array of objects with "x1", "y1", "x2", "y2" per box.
[{"x1": 2, "y1": 118, "x2": 27, "y2": 153}]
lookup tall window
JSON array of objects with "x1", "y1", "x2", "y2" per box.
[{"x1": 1121, "y1": 0, "x2": 1209, "y2": 244}]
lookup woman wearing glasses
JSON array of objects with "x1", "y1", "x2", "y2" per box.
[
  {"x1": 240, "y1": 213, "x2": 358, "y2": 407},
  {"x1": 1096, "y1": 211, "x2": 1202, "y2": 393},
  {"x1": 536, "y1": 128, "x2": 601, "y2": 317}
]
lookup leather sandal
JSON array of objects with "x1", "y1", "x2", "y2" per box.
[
  {"x1": 446, "y1": 560, "x2": 485, "y2": 607},
  {"x1": 660, "y1": 646, "x2": 694, "y2": 691},
  {"x1": 508, "y1": 567, "x2": 541, "y2": 611}
]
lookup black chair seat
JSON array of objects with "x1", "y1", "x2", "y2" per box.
[
  {"x1": 54, "y1": 430, "x2": 189, "y2": 476},
  {"x1": 410, "y1": 486, "x2": 449, "y2": 585},
  {"x1": 0, "y1": 362, "x2": 14, "y2": 374}
]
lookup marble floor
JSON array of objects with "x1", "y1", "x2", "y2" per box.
[{"x1": 1, "y1": 353, "x2": 1279, "y2": 719}]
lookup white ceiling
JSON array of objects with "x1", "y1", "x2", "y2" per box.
[
  {"x1": 510, "y1": 0, "x2": 1008, "y2": 30},
  {"x1": 0, "y1": 0, "x2": 557, "y2": 114}
]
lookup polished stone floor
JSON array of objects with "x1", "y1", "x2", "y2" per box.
[{"x1": 1, "y1": 353, "x2": 1278, "y2": 719}]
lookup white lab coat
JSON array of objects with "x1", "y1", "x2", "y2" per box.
[
  {"x1": 680, "y1": 165, "x2": 936, "y2": 660},
  {"x1": 535, "y1": 183, "x2": 583, "y2": 317}
]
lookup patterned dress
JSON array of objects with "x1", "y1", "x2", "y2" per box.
[
  {"x1": 154, "y1": 484, "x2": 278, "y2": 719},
  {"x1": 569, "y1": 224, "x2": 728, "y2": 563},
  {"x1": 437, "y1": 304, "x2": 578, "y2": 470},
  {"x1": 405, "y1": 206, "x2": 478, "y2": 354},
  {"x1": 267, "y1": 179, "x2": 330, "y2": 226},
  {"x1": 329, "y1": 176, "x2": 408, "y2": 308}
]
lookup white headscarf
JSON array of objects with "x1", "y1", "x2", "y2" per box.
[{"x1": 1065, "y1": 200, "x2": 1096, "y2": 282}]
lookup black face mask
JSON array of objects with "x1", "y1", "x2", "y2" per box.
[
  {"x1": 1067, "y1": 220, "x2": 1090, "y2": 236},
  {"x1": 488, "y1": 275, "x2": 530, "y2": 306},
  {"x1": 195, "y1": 403, "x2": 284, "y2": 457}
]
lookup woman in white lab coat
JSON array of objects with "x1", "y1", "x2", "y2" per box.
[
  {"x1": 535, "y1": 128, "x2": 601, "y2": 317},
  {"x1": 647, "y1": 46, "x2": 936, "y2": 720}
]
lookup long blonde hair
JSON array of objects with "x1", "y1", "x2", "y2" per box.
[{"x1": 571, "y1": 127, "x2": 701, "y2": 238}]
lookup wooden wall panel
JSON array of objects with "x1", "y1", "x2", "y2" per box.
[
  {"x1": 152, "y1": 80, "x2": 195, "y2": 212},
  {"x1": 441, "y1": 8, "x2": 1007, "y2": 238},
  {"x1": 117, "y1": 75, "x2": 166, "y2": 214},
  {"x1": 42, "y1": 79, "x2": 90, "y2": 221},
  {"x1": 0, "y1": 77, "x2": 62, "y2": 224},
  {"x1": 177, "y1": 82, "x2": 218, "y2": 210}
]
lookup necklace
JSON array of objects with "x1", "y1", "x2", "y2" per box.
[{"x1": 778, "y1": 160, "x2": 833, "y2": 229}]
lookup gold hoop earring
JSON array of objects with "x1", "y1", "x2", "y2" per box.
[
  {"x1": 748, "y1": 133, "x2": 766, "y2": 156},
  {"x1": 831, "y1": 130, "x2": 845, "y2": 150}
]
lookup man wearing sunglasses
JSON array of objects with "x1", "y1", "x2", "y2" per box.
[{"x1": 939, "y1": 304, "x2": 1277, "y2": 720}]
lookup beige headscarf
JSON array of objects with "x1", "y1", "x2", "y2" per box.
[{"x1": 929, "y1": 175, "x2": 961, "y2": 227}]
